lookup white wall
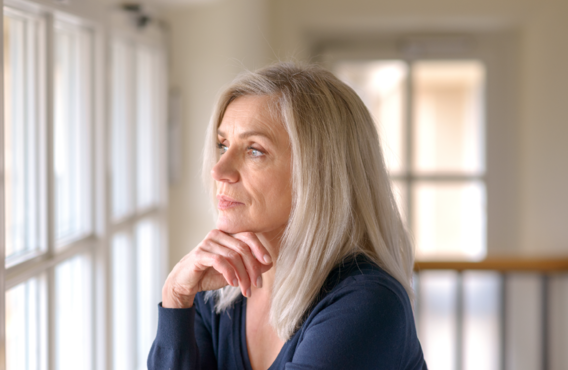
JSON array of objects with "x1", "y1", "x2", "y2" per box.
[
  {"x1": 520, "y1": 0, "x2": 568, "y2": 256},
  {"x1": 163, "y1": 0, "x2": 270, "y2": 268}
]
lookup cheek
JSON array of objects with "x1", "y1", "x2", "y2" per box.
[{"x1": 259, "y1": 171, "x2": 292, "y2": 217}]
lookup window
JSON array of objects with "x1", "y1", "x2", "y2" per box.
[
  {"x1": 2, "y1": 2, "x2": 168, "y2": 369},
  {"x1": 111, "y1": 38, "x2": 166, "y2": 370},
  {"x1": 55, "y1": 255, "x2": 92, "y2": 370},
  {"x1": 6, "y1": 275, "x2": 46, "y2": 370},
  {"x1": 54, "y1": 21, "x2": 93, "y2": 243},
  {"x1": 334, "y1": 59, "x2": 486, "y2": 261},
  {"x1": 324, "y1": 38, "x2": 509, "y2": 370},
  {"x1": 111, "y1": 40, "x2": 134, "y2": 221},
  {"x1": 136, "y1": 45, "x2": 162, "y2": 211},
  {"x1": 4, "y1": 7, "x2": 46, "y2": 267}
]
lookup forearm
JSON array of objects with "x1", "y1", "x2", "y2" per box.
[{"x1": 147, "y1": 303, "x2": 200, "y2": 370}]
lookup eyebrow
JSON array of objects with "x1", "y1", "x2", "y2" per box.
[{"x1": 217, "y1": 129, "x2": 274, "y2": 142}]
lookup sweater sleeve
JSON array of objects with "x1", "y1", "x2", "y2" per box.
[
  {"x1": 147, "y1": 301, "x2": 218, "y2": 370},
  {"x1": 286, "y1": 279, "x2": 426, "y2": 370}
]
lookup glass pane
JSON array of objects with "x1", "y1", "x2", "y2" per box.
[
  {"x1": 413, "y1": 181, "x2": 486, "y2": 261},
  {"x1": 112, "y1": 233, "x2": 135, "y2": 370},
  {"x1": 112, "y1": 41, "x2": 134, "y2": 220},
  {"x1": 4, "y1": 13, "x2": 44, "y2": 263},
  {"x1": 413, "y1": 61, "x2": 485, "y2": 174},
  {"x1": 6, "y1": 276, "x2": 46, "y2": 370},
  {"x1": 463, "y1": 271, "x2": 501, "y2": 370},
  {"x1": 54, "y1": 23, "x2": 92, "y2": 242},
  {"x1": 136, "y1": 46, "x2": 161, "y2": 210},
  {"x1": 334, "y1": 60, "x2": 407, "y2": 174},
  {"x1": 418, "y1": 271, "x2": 458, "y2": 370},
  {"x1": 55, "y1": 255, "x2": 92, "y2": 370},
  {"x1": 136, "y1": 219, "x2": 161, "y2": 369}
]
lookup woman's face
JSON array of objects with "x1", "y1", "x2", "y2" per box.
[{"x1": 212, "y1": 95, "x2": 292, "y2": 238}]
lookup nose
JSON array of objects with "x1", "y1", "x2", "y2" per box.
[{"x1": 211, "y1": 150, "x2": 240, "y2": 183}]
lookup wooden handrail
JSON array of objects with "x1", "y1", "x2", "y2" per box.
[{"x1": 414, "y1": 258, "x2": 568, "y2": 272}]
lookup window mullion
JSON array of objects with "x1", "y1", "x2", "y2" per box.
[
  {"x1": 6, "y1": 237, "x2": 94, "y2": 291},
  {"x1": 131, "y1": 42, "x2": 140, "y2": 370},
  {"x1": 93, "y1": 25, "x2": 111, "y2": 370},
  {"x1": 44, "y1": 11, "x2": 57, "y2": 370},
  {"x1": 157, "y1": 55, "x2": 169, "y2": 286},
  {"x1": 46, "y1": 265, "x2": 56, "y2": 370},
  {"x1": 111, "y1": 207, "x2": 163, "y2": 233},
  {"x1": 0, "y1": 6, "x2": 7, "y2": 370},
  {"x1": 37, "y1": 12, "x2": 48, "y2": 261},
  {"x1": 132, "y1": 225, "x2": 140, "y2": 369},
  {"x1": 131, "y1": 42, "x2": 138, "y2": 217}
]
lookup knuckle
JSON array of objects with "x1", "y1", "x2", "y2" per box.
[
  {"x1": 197, "y1": 240, "x2": 210, "y2": 250},
  {"x1": 226, "y1": 250, "x2": 239, "y2": 261},
  {"x1": 191, "y1": 249, "x2": 203, "y2": 259},
  {"x1": 211, "y1": 254, "x2": 223, "y2": 265},
  {"x1": 235, "y1": 241, "x2": 249, "y2": 253}
]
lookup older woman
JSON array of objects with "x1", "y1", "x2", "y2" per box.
[{"x1": 148, "y1": 63, "x2": 427, "y2": 370}]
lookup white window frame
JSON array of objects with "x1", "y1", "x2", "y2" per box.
[
  {"x1": 107, "y1": 20, "x2": 169, "y2": 370},
  {"x1": 0, "y1": 1, "x2": 169, "y2": 369},
  {"x1": 318, "y1": 32, "x2": 522, "y2": 260}
]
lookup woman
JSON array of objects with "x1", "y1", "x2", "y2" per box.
[{"x1": 148, "y1": 62, "x2": 427, "y2": 370}]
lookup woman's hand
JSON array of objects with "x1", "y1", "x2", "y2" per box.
[{"x1": 162, "y1": 230, "x2": 273, "y2": 308}]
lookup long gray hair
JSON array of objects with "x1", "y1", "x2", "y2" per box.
[{"x1": 202, "y1": 62, "x2": 414, "y2": 340}]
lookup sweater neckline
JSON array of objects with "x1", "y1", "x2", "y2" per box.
[
  {"x1": 235, "y1": 253, "x2": 379, "y2": 370},
  {"x1": 239, "y1": 297, "x2": 288, "y2": 370}
]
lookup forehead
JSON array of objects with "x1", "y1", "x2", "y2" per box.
[{"x1": 218, "y1": 95, "x2": 283, "y2": 140}]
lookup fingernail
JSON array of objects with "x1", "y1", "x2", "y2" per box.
[
  {"x1": 263, "y1": 254, "x2": 272, "y2": 264},
  {"x1": 256, "y1": 276, "x2": 263, "y2": 288},
  {"x1": 246, "y1": 288, "x2": 251, "y2": 298},
  {"x1": 232, "y1": 279, "x2": 238, "y2": 287}
]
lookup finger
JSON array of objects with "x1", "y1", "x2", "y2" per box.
[
  {"x1": 193, "y1": 247, "x2": 240, "y2": 289},
  {"x1": 202, "y1": 240, "x2": 253, "y2": 297},
  {"x1": 211, "y1": 231, "x2": 267, "y2": 290},
  {"x1": 231, "y1": 232, "x2": 273, "y2": 265}
]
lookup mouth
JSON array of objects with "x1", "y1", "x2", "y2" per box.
[{"x1": 217, "y1": 195, "x2": 244, "y2": 210}]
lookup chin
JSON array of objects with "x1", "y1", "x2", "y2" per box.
[{"x1": 216, "y1": 217, "x2": 249, "y2": 234}]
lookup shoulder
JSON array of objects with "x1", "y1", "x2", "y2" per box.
[
  {"x1": 314, "y1": 256, "x2": 413, "y2": 325},
  {"x1": 319, "y1": 254, "x2": 412, "y2": 313},
  {"x1": 292, "y1": 256, "x2": 425, "y2": 369}
]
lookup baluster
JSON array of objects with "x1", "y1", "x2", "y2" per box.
[
  {"x1": 500, "y1": 273, "x2": 507, "y2": 370},
  {"x1": 541, "y1": 274, "x2": 549, "y2": 370},
  {"x1": 456, "y1": 271, "x2": 464, "y2": 370}
]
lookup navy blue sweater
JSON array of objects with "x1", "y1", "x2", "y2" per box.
[{"x1": 148, "y1": 255, "x2": 427, "y2": 370}]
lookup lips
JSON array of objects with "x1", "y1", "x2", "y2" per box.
[{"x1": 217, "y1": 195, "x2": 244, "y2": 210}]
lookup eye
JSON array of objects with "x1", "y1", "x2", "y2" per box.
[
  {"x1": 248, "y1": 147, "x2": 264, "y2": 158},
  {"x1": 216, "y1": 142, "x2": 228, "y2": 155}
]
